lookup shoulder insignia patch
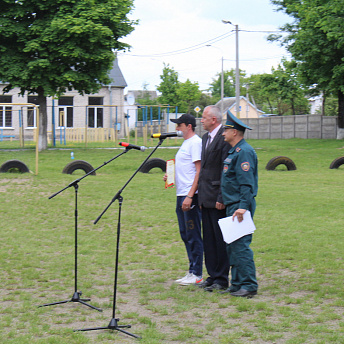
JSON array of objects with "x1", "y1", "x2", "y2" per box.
[
  {"x1": 241, "y1": 162, "x2": 250, "y2": 171},
  {"x1": 223, "y1": 165, "x2": 229, "y2": 173},
  {"x1": 236, "y1": 147, "x2": 241, "y2": 152}
]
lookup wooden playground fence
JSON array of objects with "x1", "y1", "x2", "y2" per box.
[
  {"x1": 33, "y1": 125, "x2": 167, "y2": 146},
  {"x1": 33, "y1": 127, "x2": 118, "y2": 144},
  {"x1": 72, "y1": 128, "x2": 116, "y2": 143}
]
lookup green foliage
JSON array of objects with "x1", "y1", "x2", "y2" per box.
[
  {"x1": 135, "y1": 83, "x2": 164, "y2": 121},
  {"x1": 315, "y1": 95, "x2": 338, "y2": 116},
  {"x1": 270, "y1": 0, "x2": 344, "y2": 125},
  {"x1": 157, "y1": 64, "x2": 203, "y2": 115},
  {"x1": 191, "y1": 92, "x2": 213, "y2": 117},
  {"x1": 0, "y1": 0, "x2": 136, "y2": 149},
  {"x1": 176, "y1": 79, "x2": 202, "y2": 113},
  {"x1": 157, "y1": 63, "x2": 180, "y2": 106},
  {"x1": 209, "y1": 70, "x2": 235, "y2": 101},
  {"x1": 209, "y1": 69, "x2": 246, "y2": 102},
  {"x1": 0, "y1": 0, "x2": 135, "y2": 97},
  {"x1": 136, "y1": 104, "x2": 170, "y2": 122},
  {"x1": 129, "y1": 129, "x2": 136, "y2": 138},
  {"x1": 247, "y1": 59, "x2": 309, "y2": 115}
]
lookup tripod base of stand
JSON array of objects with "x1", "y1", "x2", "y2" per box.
[
  {"x1": 38, "y1": 291, "x2": 102, "y2": 312},
  {"x1": 74, "y1": 317, "x2": 141, "y2": 339}
]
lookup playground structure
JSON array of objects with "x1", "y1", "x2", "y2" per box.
[
  {"x1": 0, "y1": 102, "x2": 178, "y2": 146},
  {"x1": 0, "y1": 103, "x2": 180, "y2": 174},
  {"x1": 0, "y1": 103, "x2": 39, "y2": 174},
  {"x1": 53, "y1": 104, "x2": 177, "y2": 146}
]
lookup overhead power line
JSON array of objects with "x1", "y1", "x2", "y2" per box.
[
  {"x1": 118, "y1": 31, "x2": 235, "y2": 58},
  {"x1": 118, "y1": 28, "x2": 283, "y2": 59},
  {"x1": 240, "y1": 29, "x2": 282, "y2": 33}
]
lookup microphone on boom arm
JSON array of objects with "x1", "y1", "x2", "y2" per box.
[
  {"x1": 151, "y1": 131, "x2": 183, "y2": 139},
  {"x1": 118, "y1": 142, "x2": 146, "y2": 152}
]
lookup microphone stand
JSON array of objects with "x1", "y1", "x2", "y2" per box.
[
  {"x1": 39, "y1": 149, "x2": 130, "y2": 312},
  {"x1": 75, "y1": 138, "x2": 165, "y2": 338}
]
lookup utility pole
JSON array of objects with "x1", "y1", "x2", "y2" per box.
[
  {"x1": 222, "y1": 20, "x2": 240, "y2": 118},
  {"x1": 234, "y1": 24, "x2": 240, "y2": 118},
  {"x1": 206, "y1": 45, "x2": 224, "y2": 115},
  {"x1": 221, "y1": 56, "x2": 224, "y2": 115}
]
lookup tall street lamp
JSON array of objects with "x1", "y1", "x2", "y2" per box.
[
  {"x1": 206, "y1": 45, "x2": 224, "y2": 115},
  {"x1": 222, "y1": 20, "x2": 240, "y2": 118}
]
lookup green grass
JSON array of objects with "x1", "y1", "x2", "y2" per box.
[
  {"x1": 1, "y1": 138, "x2": 344, "y2": 343},
  {"x1": 0, "y1": 135, "x2": 184, "y2": 150}
]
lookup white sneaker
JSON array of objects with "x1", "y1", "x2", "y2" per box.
[
  {"x1": 179, "y1": 273, "x2": 203, "y2": 286},
  {"x1": 175, "y1": 273, "x2": 192, "y2": 283}
]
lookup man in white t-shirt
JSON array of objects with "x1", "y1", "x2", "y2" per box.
[{"x1": 166, "y1": 113, "x2": 203, "y2": 285}]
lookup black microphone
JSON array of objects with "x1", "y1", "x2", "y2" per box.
[
  {"x1": 151, "y1": 131, "x2": 183, "y2": 139},
  {"x1": 119, "y1": 142, "x2": 146, "y2": 152}
]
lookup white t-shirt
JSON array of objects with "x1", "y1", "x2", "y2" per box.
[{"x1": 175, "y1": 134, "x2": 202, "y2": 196}]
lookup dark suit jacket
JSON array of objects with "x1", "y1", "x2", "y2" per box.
[{"x1": 198, "y1": 125, "x2": 231, "y2": 208}]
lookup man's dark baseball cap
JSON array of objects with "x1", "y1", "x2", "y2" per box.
[{"x1": 170, "y1": 113, "x2": 196, "y2": 127}]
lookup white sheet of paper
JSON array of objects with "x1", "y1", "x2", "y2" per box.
[{"x1": 218, "y1": 211, "x2": 256, "y2": 244}]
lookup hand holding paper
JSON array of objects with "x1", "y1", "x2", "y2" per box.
[
  {"x1": 218, "y1": 210, "x2": 256, "y2": 244},
  {"x1": 165, "y1": 159, "x2": 175, "y2": 188}
]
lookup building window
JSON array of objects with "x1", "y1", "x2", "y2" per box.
[
  {"x1": 88, "y1": 97, "x2": 103, "y2": 128},
  {"x1": 58, "y1": 97, "x2": 74, "y2": 127},
  {"x1": 0, "y1": 95, "x2": 12, "y2": 128},
  {"x1": 27, "y1": 96, "x2": 39, "y2": 128}
]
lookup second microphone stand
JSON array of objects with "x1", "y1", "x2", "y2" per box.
[
  {"x1": 39, "y1": 149, "x2": 129, "y2": 312},
  {"x1": 75, "y1": 138, "x2": 165, "y2": 338}
]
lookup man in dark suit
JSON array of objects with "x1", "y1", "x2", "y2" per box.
[{"x1": 198, "y1": 105, "x2": 230, "y2": 292}]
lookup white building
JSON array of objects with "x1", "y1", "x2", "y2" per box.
[{"x1": 0, "y1": 58, "x2": 128, "y2": 140}]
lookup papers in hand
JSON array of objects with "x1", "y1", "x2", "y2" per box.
[{"x1": 218, "y1": 211, "x2": 256, "y2": 244}]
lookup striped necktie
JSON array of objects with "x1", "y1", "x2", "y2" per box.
[{"x1": 205, "y1": 134, "x2": 211, "y2": 150}]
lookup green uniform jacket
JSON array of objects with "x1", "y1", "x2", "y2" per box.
[{"x1": 221, "y1": 138, "x2": 258, "y2": 211}]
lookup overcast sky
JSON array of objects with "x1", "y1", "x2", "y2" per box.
[{"x1": 117, "y1": 0, "x2": 292, "y2": 93}]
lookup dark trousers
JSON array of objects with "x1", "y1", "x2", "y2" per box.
[
  {"x1": 226, "y1": 202, "x2": 258, "y2": 292},
  {"x1": 202, "y1": 207, "x2": 229, "y2": 287},
  {"x1": 176, "y1": 195, "x2": 203, "y2": 277}
]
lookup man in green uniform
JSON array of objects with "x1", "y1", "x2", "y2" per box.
[{"x1": 220, "y1": 111, "x2": 258, "y2": 297}]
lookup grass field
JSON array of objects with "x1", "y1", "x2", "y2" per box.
[{"x1": 1, "y1": 138, "x2": 344, "y2": 344}]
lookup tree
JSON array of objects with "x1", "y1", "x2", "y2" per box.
[
  {"x1": 247, "y1": 59, "x2": 309, "y2": 116},
  {"x1": 209, "y1": 68, "x2": 246, "y2": 102},
  {"x1": 269, "y1": 0, "x2": 344, "y2": 137},
  {"x1": 157, "y1": 64, "x2": 203, "y2": 115},
  {"x1": 136, "y1": 82, "x2": 161, "y2": 121},
  {"x1": 0, "y1": 0, "x2": 135, "y2": 150},
  {"x1": 271, "y1": 59, "x2": 309, "y2": 115},
  {"x1": 191, "y1": 92, "x2": 213, "y2": 116},
  {"x1": 315, "y1": 96, "x2": 338, "y2": 116},
  {"x1": 247, "y1": 73, "x2": 278, "y2": 113},
  {"x1": 157, "y1": 63, "x2": 180, "y2": 106},
  {"x1": 208, "y1": 71, "x2": 235, "y2": 102},
  {"x1": 176, "y1": 79, "x2": 202, "y2": 114}
]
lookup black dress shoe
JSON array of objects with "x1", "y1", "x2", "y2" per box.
[
  {"x1": 204, "y1": 283, "x2": 227, "y2": 292},
  {"x1": 219, "y1": 285, "x2": 239, "y2": 294},
  {"x1": 197, "y1": 280, "x2": 213, "y2": 288},
  {"x1": 230, "y1": 288, "x2": 257, "y2": 298},
  {"x1": 219, "y1": 287, "x2": 231, "y2": 294}
]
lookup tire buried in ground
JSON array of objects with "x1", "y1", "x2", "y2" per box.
[
  {"x1": 139, "y1": 158, "x2": 166, "y2": 173},
  {"x1": 329, "y1": 156, "x2": 344, "y2": 169},
  {"x1": 265, "y1": 156, "x2": 297, "y2": 171},
  {"x1": 0, "y1": 160, "x2": 30, "y2": 173},
  {"x1": 62, "y1": 160, "x2": 96, "y2": 175}
]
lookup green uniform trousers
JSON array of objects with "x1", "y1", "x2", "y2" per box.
[{"x1": 226, "y1": 202, "x2": 258, "y2": 292}]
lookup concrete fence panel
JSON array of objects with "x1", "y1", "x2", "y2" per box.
[{"x1": 136, "y1": 115, "x2": 338, "y2": 140}]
